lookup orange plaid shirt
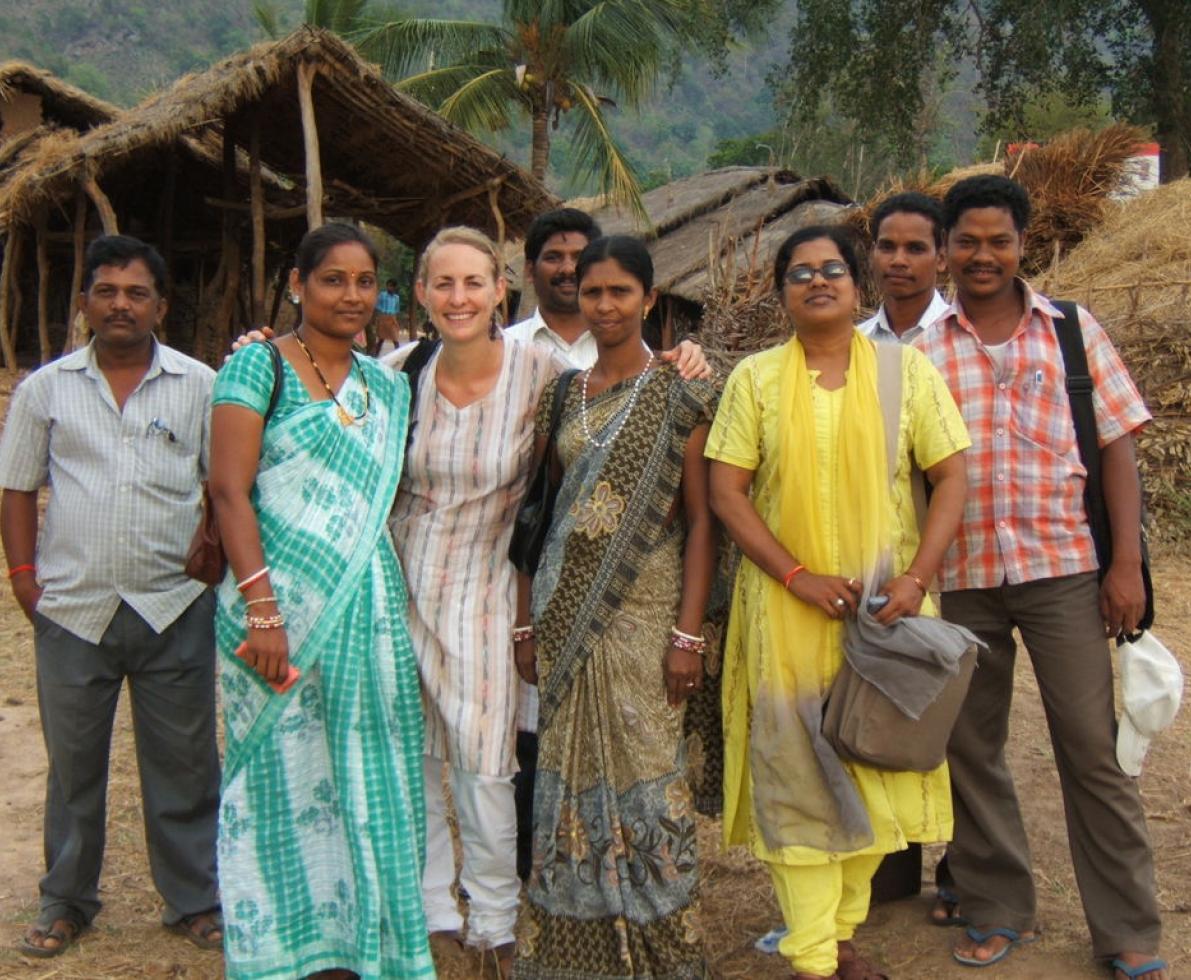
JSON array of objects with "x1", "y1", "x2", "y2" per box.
[{"x1": 913, "y1": 283, "x2": 1150, "y2": 591}]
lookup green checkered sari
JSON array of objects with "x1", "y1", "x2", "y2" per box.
[{"x1": 213, "y1": 345, "x2": 433, "y2": 979}]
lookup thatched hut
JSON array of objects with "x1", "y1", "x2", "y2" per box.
[
  {"x1": 0, "y1": 62, "x2": 119, "y2": 145},
  {"x1": 0, "y1": 27, "x2": 558, "y2": 366},
  {"x1": 510, "y1": 167, "x2": 853, "y2": 343}
]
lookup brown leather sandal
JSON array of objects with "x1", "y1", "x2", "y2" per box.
[{"x1": 18, "y1": 912, "x2": 88, "y2": 959}]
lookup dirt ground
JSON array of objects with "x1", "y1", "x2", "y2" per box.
[{"x1": 0, "y1": 365, "x2": 1186, "y2": 979}]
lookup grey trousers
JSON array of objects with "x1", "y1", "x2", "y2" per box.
[
  {"x1": 943, "y1": 572, "x2": 1161, "y2": 958},
  {"x1": 33, "y1": 592, "x2": 220, "y2": 927}
]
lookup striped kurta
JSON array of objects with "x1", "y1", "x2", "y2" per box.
[{"x1": 389, "y1": 337, "x2": 562, "y2": 777}]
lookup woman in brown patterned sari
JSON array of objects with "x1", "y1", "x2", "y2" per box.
[{"x1": 512, "y1": 236, "x2": 716, "y2": 979}]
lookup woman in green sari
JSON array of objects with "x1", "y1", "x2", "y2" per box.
[
  {"x1": 513, "y1": 236, "x2": 716, "y2": 979},
  {"x1": 209, "y1": 224, "x2": 434, "y2": 980}
]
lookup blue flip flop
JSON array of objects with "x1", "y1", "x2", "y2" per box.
[
  {"x1": 1111, "y1": 958, "x2": 1168, "y2": 979},
  {"x1": 931, "y1": 886, "x2": 968, "y2": 927},
  {"x1": 953, "y1": 926, "x2": 1037, "y2": 968}
]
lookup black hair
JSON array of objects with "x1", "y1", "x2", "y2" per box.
[
  {"x1": 386, "y1": 278, "x2": 398, "y2": 287},
  {"x1": 942, "y1": 174, "x2": 1031, "y2": 233},
  {"x1": 82, "y1": 235, "x2": 167, "y2": 294},
  {"x1": 524, "y1": 208, "x2": 602, "y2": 263},
  {"x1": 871, "y1": 191, "x2": 944, "y2": 248},
  {"x1": 576, "y1": 235, "x2": 654, "y2": 294},
  {"x1": 772, "y1": 225, "x2": 861, "y2": 292},
  {"x1": 295, "y1": 222, "x2": 379, "y2": 281}
]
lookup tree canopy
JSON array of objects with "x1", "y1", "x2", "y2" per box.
[
  {"x1": 354, "y1": 0, "x2": 766, "y2": 219},
  {"x1": 777, "y1": 0, "x2": 1190, "y2": 180}
]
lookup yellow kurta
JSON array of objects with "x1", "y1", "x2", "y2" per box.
[{"x1": 706, "y1": 336, "x2": 971, "y2": 866}]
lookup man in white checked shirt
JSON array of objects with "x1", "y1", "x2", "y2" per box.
[{"x1": 0, "y1": 236, "x2": 222, "y2": 958}]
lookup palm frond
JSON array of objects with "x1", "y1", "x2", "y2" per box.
[
  {"x1": 567, "y1": 82, "x2": 647, "y2": 226},
  {"x1": 563, "y1": 0, "x2": 689, "y2": 105},
  {"x1": 252, "y1": 0, "x2": 284, "y2": 38},
  {"x1": 437, "y1": 68, "x2": 525, "y2": 133},
  {"x1": 394, "y1": 61, "x2": 506, "y2": 106},
  {"x1": 305, "y1": 0, "x2": 371, "y2": 32},
  {"x1": 352, "y1": 16, "x2": 512, "y2": 80}
]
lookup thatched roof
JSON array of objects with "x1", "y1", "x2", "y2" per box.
[
  {"x1": 0, "y1": 28, "x2": 556, "y2": 246},
  {"x1": 557, "y1": 168, "x2": 854, "y2": 304},
  {"x1": 0, "y1": 62, "x2": 120, "y2": 134}
]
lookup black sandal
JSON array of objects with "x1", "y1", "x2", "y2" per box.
[{"x1": 18, "y1": 910, "x2": 88, "y2": 959}]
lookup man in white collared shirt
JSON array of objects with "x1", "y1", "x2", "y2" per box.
[
  {"x1": 0, "y1": 236, "x2": 222, "y2": 957},
  {"x1": 860, "y1": 191, "x2": 949, "y2": 345}
]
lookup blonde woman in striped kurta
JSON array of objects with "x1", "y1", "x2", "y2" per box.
[{"x1": 386, "y1": 227, "x2": 565, "y2": 970}]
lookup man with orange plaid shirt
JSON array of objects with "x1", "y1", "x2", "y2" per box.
[{"x1": 914, "y1": 175, "x2": 1166, "y2": 980}]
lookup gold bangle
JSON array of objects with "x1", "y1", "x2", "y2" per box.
[{"x1": 905, "y1": 572, "x2": 927, "y2": 593}]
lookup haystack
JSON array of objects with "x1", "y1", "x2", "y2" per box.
[
  {"x1": 1032, "y1": 177, "x2": 1191, "y2": 543},
  {"x1": 846, "y1": 124, "x2": 1146, "y2": 277}
]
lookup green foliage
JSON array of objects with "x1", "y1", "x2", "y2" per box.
[
  {"x1": 975, "y1": 90, "x2": 1114, "y2": 158},
  {"x1": 356, "y1": 1, "x2": 713, "y2": 217},
  {"x1": 776, "y1": 0, "x2": 1191, "y2": 179}
]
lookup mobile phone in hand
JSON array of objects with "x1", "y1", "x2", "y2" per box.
[
  {"x1": 865, "y1": 594, "x2": 891, "y2": 613},
  {"x1": 235, "y1": 641, "x2": 301, "y2": 694}
]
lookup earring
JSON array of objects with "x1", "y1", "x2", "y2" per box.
[
  {"x1": 489, "y1": 310, "x2": 503, "y2": 340},
  {"x1": 290, "y1": 293, "x2": 300, "y2": 305}
]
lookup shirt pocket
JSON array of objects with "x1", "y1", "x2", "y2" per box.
[
  {"x1": 141, "y1": 425, "x2": 202, "y2": 497},
  {"x1": 1009, "y1": 360, "x2": 1077, "y2": 456}
]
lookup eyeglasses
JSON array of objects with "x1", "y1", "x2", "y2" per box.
[{"x1": 783, "y1": 261, "x2": 851, "y2": 285}]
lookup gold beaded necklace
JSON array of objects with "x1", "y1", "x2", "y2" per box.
[{"x1": 293, "y1": 328, "x2": 370, "y2": 426}]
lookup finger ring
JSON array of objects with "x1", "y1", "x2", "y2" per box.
[
  {"x1": 834, "y1": 598, "x2": 846, "y2": 608},
  {"x1": 848, "y1": 578, "x2": 858, "y2": 588}
]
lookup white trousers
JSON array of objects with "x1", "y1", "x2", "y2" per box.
[{"x1": 422, "y1": 755, "x2": 519, "y2": 947}]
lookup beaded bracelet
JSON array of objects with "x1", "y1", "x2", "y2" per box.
[
  {"x1": 670, "y1": 627, "x2": 706, "y2": 655},
  {"x1": 246, "y1": 614, "x2": 285, "y2": 629},
  {"x1": 236, "y1": 566, "x2": 270, "y2": 592},
  {"x1": 511, "y1": 625, "x2": 535, "y2": 643}
]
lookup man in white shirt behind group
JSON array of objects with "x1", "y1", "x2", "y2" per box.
[{"x1": 860, "y1": 191, "x2": 950, "y2": 345}]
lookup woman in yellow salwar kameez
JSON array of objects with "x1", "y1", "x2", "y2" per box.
[{"x1": 705, "y1": 226, "x2": 970, "y2": 980}]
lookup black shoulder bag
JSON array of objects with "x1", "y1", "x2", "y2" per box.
[
  {"x1": 1051, "y1": 300, "x2": 1154, "y2": 633},
  {"x1": 508, "y1": 369, "x2": 580, "y2": 576}
]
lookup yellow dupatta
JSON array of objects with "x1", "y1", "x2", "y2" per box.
[{"x1": 748, "y1": 330, "x2": 892, "y2": 854}]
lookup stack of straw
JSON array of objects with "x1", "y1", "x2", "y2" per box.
[{"x1": 1034, "y1": 177, "x2": 1191, "y2": 544}]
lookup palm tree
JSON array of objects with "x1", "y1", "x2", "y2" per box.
[{"x1": 355, "y1": 1, "x2": 695, "y2": 220}]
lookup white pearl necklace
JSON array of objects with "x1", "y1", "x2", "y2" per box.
[{"x1": 580, "y1": 340, "x2": 655, "y2": 449}]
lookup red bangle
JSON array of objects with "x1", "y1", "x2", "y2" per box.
[
  {"x1": 783, "y1": 564, "x2": 806, "y2": 590},
  {"x1": 7, "y1": 564, "x2": 36, "y2": 579}
]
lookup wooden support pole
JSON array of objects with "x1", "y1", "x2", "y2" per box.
[
  {"x1": 267, "y1": 259, "x2": 289, "y2": 332},
  {"x1": 297, "y1": 61, "x2": 324, "y2": 230},
  {"x1": 0, "y1": 232, "x2": 18, "y2": 368},
  {"x1": 82, "y1": 175, "x2": 118, "y2": 235},
  {"x1": 250, "y1": 116, "x2": 266, "y2": 325},
  {"x1": 64, "y1": 188, "x2": 88, "y2": 354},
  {"x1": 488, "y1": 182, "x2": 508, "y2": 325},
  {"x1": 9, "y1": 235, "x2": 25, "y2": 365},
  {"x1": 35, "y1": 212, "x2": 50, "y2": 365},
  {"x1": 158, "y1": 155, "x2": 177, "y2": 343}
]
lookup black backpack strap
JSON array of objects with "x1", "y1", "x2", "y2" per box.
[
  {"x1": 264, "y1": 340, "x2": 284, "y2": 421},
  {"x1": 401, "y1": 338, "x2": 441, "y2": 403},
  {"x1": 1051, "y1": 300, "x2": 1111, "y2": 568},
  {"x1": 546, "y1": 369, "x2": 579, "y2": 446}
]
